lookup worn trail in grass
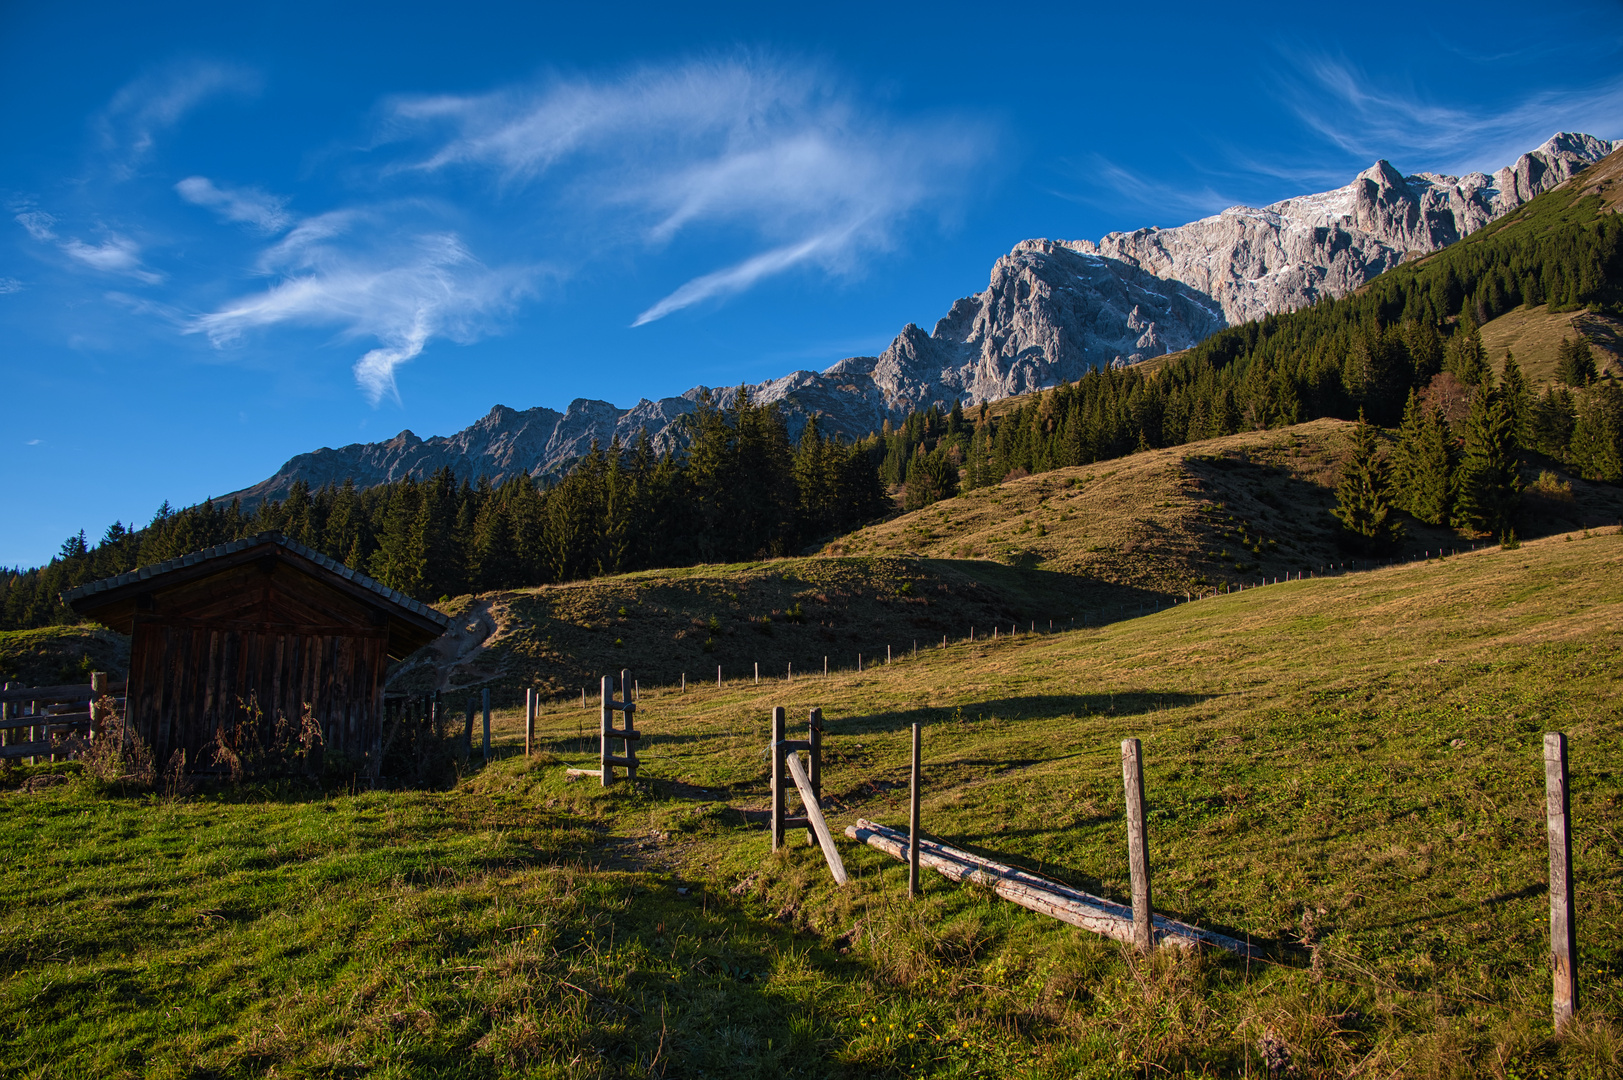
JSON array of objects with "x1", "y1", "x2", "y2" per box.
[{"x1": 4, "y1": 531, "x2": 1622, "y2": 1077}]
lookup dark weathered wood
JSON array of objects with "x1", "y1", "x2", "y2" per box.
[
  {"x1": 783, "y1": 748, "x2": 848, "y2": 884},
  {"x1": 1122, "y1": 738, "x2": 1154, "y2": 952},
  {"x1": 807, "y1": 708, "x2": 823, "y2": 846},
  {"x1": 0, "y1": 742, "x2": 50, "y2": 760},
  {"x1": 0, "y1": 682, "x2": 122, "y2": 704},
  {"x1": 0, "y1": 712, "x2": 89, "y2": 730},
  {"x1": 771, "y1": 706, "x2": 787, "y2": 850},
  {"x1": 1546, "y1": 732, "x2": 1579, "y2": 1030},
  {"x1": 599, "y1": 675, "x2": 613, "y2": 786},
  {"x1": 482, "y1": 689, "x2": 491, "y2": 763},
  {"x1": 909, "y1": 721, "x2": 922, "y2": 898},
  {"x1": 525, "y1": 688, "x2": 535, "y2": 758},
  {"x1": 846, "y1": 818, "x2": 1256, "y2": 955}
]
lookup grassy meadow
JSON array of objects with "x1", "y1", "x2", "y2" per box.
[{"x1": 4, "y1": 527, "x2": 1623, "y2": 1077}]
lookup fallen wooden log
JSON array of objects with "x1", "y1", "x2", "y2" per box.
[{"x1": 845, "y1": 818, "x2": 1257, "y2": 957}]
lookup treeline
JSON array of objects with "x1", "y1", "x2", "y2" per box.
[{"x1": 1, "y1": 395, "x2": 887, "y2": 630}]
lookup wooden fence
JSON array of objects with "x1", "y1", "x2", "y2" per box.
[{"x1": 0, "y1": 673, "x2": 125, "y2": 763}]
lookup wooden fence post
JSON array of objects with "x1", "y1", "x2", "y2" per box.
[
  {"x1": 524, "y1": 688, "x2": 535, "y2": 758},
  {"x1": 89, "y1": 671, "x2": 107, "y2": 741},
  {"x1": 808, "y1": 707, "x2": 823, "y2": 846},
  {"x1": 717, "y1": 665, "x2": 722, "y2": 689},
  {"x1": 600, "y1": 675, "x2": 613, "y2": 786},
  {"x1": 1122, "y1": 738, "x2": 1154, "y2": 952},
  {"x1": 771, "y1": 706, "x2": 786, "y2": 850},
  {"x1": 463, "y1": 698, "x2": 474, "y2": 759},
  {"x1": 1546, "y1": 732, "x2": 1579, "y2": 1030},
  {"x1": 909, "y1": 721, "x2": 922, "y2": 898},
  {"x1": 481, "y1": 689, "x2": 491, "y2": 763}
]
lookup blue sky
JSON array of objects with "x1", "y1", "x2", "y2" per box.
[{"x1": 4, "y1": 0, "x2": 1621, "y2": 567}]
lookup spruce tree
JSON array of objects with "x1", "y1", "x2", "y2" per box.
[
  {"x1": 1531, "y1": 385, "x2": 1578, "y2": 460},
  {"x1": 1332, "y1": 412, "x2": 1402, "y2": 548},
  {"x1": 1445, "y1": 312, "x2": 1489, "y2": 385},
  {"x1": 1568, "y1": 383, "x2": 1623, "y2": 482},
  {"x1": 1453, "y1": 385, "x2": 1522, "y2": 537},
  {"x1": 1556, "y1": 336, "x2": 1598, "y2": 387},
  {"x1": 1407, "y1": 405, "x2": 1456, "y2": 526},
  {"x1": 1499, "y1": 350, "x2": 1532, "y2": 450}
]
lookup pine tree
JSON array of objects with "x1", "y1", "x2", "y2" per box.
[
  {"x1": 1568, "y1": 383, "x2": 1623, "y2": 482},
  {"x1": 1454, "y1": 385, "x2": 1522, "y2": 536},
  {"x1": 1556, "y1": 336, "x2": 1598, "y2": 387},
  {"x1": 1331, "y1": 412, "x2": 1402, "y2": 548},
  {"x1": 1392, "y1": 396, "x2": 1457, "y2": 526},
  {"x1": 369, "y1": 478, "x2": 426, "y2": 597},
  {"x1": 1444, "y1": 312, "x2": 1489, "y2": 385},
  {"x1": 1499, "y1": 350, "x2": 1532, "y2": 450}
]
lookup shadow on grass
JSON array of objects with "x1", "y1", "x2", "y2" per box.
[{"x1": 819, "y1": 693, "x2": 1216, "y2": 735}]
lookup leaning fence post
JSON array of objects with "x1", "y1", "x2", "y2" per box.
[
  {"x1": 481, "y1": 689, "x2": 491, "y2": 763},
  {"x1": 771, "y1": 706, "x2": 786, "y2": 850},
  {"x1": 524, "y1": 688, "x2": 535, "y2": 758},
  {"x1": 1546, "y1": 732, "x2": 1579, "y2": 1030},
  {"x1": 909, "y1": 721, "x2": 922, "y2": 898},
  {"x1": 1122, "y1": 738, "x2": 1153, "y2": 951}
]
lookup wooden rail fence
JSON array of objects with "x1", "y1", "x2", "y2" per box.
[
  {"x1": 566, "y1": 670, "x2": 640, "y2": 785},
  {"x1": 0, "y1": 673, "x2": 125, "y2": 763}
]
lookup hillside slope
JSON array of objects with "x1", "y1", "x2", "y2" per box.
[
  {"x1": 387, "y1": 419, "x2": 1623, "y2": 704},
  {"x1": 828, "y1": 418, "x2": 1623, "y2": 592}
]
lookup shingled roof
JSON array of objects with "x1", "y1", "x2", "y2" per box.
[{"x1": 62, "y1": 531, "x2": 452, "y2": 630}]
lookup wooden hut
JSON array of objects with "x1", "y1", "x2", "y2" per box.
[{"x1": 63, "y1": 532, "x2": 450, "y2": 773}]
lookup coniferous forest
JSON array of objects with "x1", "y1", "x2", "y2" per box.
[{"x1": 4, "y1": 183, "x2": 1620, "y2": 629}]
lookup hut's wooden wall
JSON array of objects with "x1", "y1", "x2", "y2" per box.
[{"x1": 126, "y1": 559, "x2": 391, "y2": 769}]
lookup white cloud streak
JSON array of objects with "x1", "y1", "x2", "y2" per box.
[
  {"x1": 0, "y1": 278, "x2": 23, "y2": 294},
  {"x1": 175, "y1": 176, "x2": 292, "y2": 233},
  {"x1": 13, "y1": 206, "x2": 163, "y2": 283},
  {"x1": 97, "y1": 61, "x2": 259, "y2": 178},
  {"x1": 191, "y1": 209, "x2": 530, "y2": 405},
  {"x1": 1279, "y1": 53, "x2": 1623, "y2": 176},
  {"x1": 391, "y1": 58, "x2": 989, "y2": 324}
]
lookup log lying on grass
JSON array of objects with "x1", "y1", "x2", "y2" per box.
[{"x1": 845, "y1": 818, "x2": 1257, "y2": 957}]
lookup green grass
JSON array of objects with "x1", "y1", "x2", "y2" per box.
[{"x1": 4, "y1": 529, "x2": 1623, "y2": 1077}]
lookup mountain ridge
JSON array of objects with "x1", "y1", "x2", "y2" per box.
[{"x1": 224, "y1": 131, "x2": 1617, "y2": 508}]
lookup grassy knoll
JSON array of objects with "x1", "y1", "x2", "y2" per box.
[
  {"x1": 1481, "y1": 307, "x2": 1623, "y2": 385},
  {"x1": 390, "y1": 555, "x2": 1105, "y2": 705},
  {"x1": 828, "y1": 419, "x2": 1623, "y2": 592},
  {"x1": 0, "y1": 624, "x2": 128, "y2": 685},
  {"x1": 4, "y1": 528, "x2": 1622, "y2": 1077}
]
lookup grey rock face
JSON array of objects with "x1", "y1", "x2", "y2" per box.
[
  {"x1": 1068, "y1": 132, "x2": 1616, "y2": 326},
  {"x1": 225, "y1": 132, "x2": 1615, "y2": 508}
]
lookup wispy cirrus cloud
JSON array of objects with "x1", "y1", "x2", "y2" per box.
[
  {"x1": 12, "y1": 205, "x2": 164, "y2": 283},
  {"x1": 175, "y1": 176, "x2": 292, "y2": 233},
  {"x1": 96, "y1": 60, "x2": 259, "y2": 178},
  {"x1": 389, "y1": 57, "x2": 991, "y2": 325},
  {"x1": 0, "y1": 278, "x2": 23, "y2": 294},
  {"x1": 190, "y1": 208, "x2": 532, "y2": 405},
  {"x1": 1048, "y1": 155, "x2": 1242, "y2": 225},
  {"x1": 1276, "y1": 52, "x2": 1623, "y2": 176}
]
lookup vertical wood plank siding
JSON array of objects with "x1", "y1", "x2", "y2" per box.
[{"x1": 129, "y1": 621, "x2": 389, "y2": 769}]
